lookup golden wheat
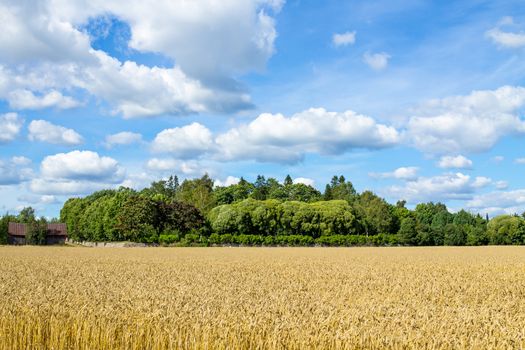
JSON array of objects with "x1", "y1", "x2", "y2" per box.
[{"x1": 0, "y1": 246, "x2": 524, "y2": 349}]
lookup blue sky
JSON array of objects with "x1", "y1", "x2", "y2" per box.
[{"x1": 1, "y1": 0, "x2": 525, "y2": 217}]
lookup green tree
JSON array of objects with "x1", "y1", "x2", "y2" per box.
[
  {"x1": 466, "y1": 225, "x2": 488, "y2": 246},
  {"x1": 177, "y1": 174, "x2": 216, "y2": 214},
  {"x1": 251, "y1": 175, "x2": 269, "y2": 200},
  {"x1": 324, "y1": 175, "x2": 356, "y2": 202},
  {"x1": 284, "y1": 175, "x2": 293, "y2": 186},
  {"x1": 0, "y1": 214, "x2": 16, "y2": 244},
  {"x1": 18, "y1": 207, "x2": 35, "y2": 223},
  {"x1": 26, "y1": 217, "x2": 47, "y2": 245},
  {"x1": 443, "y1": 224, "x2": 466, "y2": 246},
  {"x1": 115, "y1": 196, "x2": 159, "y2": 243},
  {"x1": 430, "y1": 210, "x2": 454, "y2": 245},
  {"x1": 158, "y1": 201, "x2": 207, "y2": 235},
  {"x1": 286, "y1": 183, "x2": 322, "y2": 202},
  {"x1": 399, "y1": 217, "x2": 418, "y2": 245},
  {"x1": 141, "y1": 176, "x2": 179, "y2": 199},
  {"x1": 355, "y1": 191, "x2": 394, "y2": 236},
  {"x1": 487, "y1": 215, "x2": 525, "y2": 245}
]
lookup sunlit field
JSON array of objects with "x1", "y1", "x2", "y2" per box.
[{"x1": 1, "y1": 246, "x2": 524, "y2": 349}]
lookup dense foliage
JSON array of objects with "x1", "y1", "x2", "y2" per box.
[
  {"x1": 3, "y1": 174, "x2": 525, "y2": 246},
  {"x1": 0, "y1": 207, "x2": 54, "y2": 245},
  {"x1": 60, "y1": 185, "x2": 208, "y2": 243}
]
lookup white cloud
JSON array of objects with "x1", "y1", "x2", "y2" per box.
[
  {"x1": 293, "y1": 177, "x2": 315, "y2": 187},
  {"x1": 332, "y1": 31, "x2": 356, "y2": 47},
  {"x1": 214, "y1": 176, "x2": 241, "y2": 187},
  {"x1": 438, "y1": 155, "x2": 473, "y2": 169},
  {"x1": 151, "y1": 123, "x2": 214, "y2": 158},
  {"x1": 493, "y1": 155, "x2": 505, "y2": 163},
  {"x1": 486, "y1": 28, "x2": 525, "y2": 48},
  {"x1": 406, "y1": 86, "x2": 525, "y2": 154},
  {"x1": 29, "y1": 179, "x2": 111, "y2": 195},
  {"x1": 495, "y1": 181, "x2": 509, "y2": 190},
  {"x1": 466, "y1": 189, "x2": 525, "y2": 216},
  {"x1": 387, "y1": 172, "x2": 491, "y2": 203},
  {"x1": 40, "y1": 150, "x2": 124, "y2": 182},
  {"x1": 0, "y1": 0, "x2": 281, "y2": 117},
  {"x1": 515, "y1": 157, "x2": 525, "y2": 164},
  {"x1": 52, "y1": 0, "x2": 281, "y2": 78},
  {"x1": 30, "y1": 150, "x2": 125, "y2": 195},
  {"x1": 81, "y1": 51, "x2": 253, "y2": 118},
  {"x1": 17, "y1": 194, "x2": 58, "y2": 205},
  {"x1": 28, "y1": 120, "x2": 83, "y2": 145},
  {"x1": 146, "y1": 158, "x2": 202, "y2": 176},
  {"x1": 216, "y1": 108, "x2": 399, "y2": 163},
  {"x1": 370, "y1": 167, "x2": 418, "y2": 180},
  {"x1": 104, "y1": 131, "x2": 143, "y2": 148},
  {"x1": 0, "y1": 113, "x2": 23, "y2": 143},
  {"x1": 0, "y1": 159, "x2": 33, "y2": 185},
  {"x1": 363, "y1": 52, "x2": 390, "y2": 70},
  {"x1": 472, "y1": 176, "x2": 491, "y2": 188},
  {"x1": 8, "y1": 89, "x2": 80, "y2": 110},
  {"x1": 11, "y1": 156, "x2": 31, "y2": 166}
]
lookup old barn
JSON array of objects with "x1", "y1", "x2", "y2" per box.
[{"x1": 8, "y1": 222, "x2": 68, "y2": 245}]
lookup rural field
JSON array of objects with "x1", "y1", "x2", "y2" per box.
[{"x1": 1, "y1": 246, "x2": 525, "y2": 349}]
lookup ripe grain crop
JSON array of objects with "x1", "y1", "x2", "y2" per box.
[{"x1": 1, "y1": 246, "x2": 525, "y2": 349}]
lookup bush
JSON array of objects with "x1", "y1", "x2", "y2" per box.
[
  {"x1": 159, "y1": 234, "x2": 180, "y2": 245},
  {"x1": 26, "y1": 218, "x2": 47, "y2": 245}
]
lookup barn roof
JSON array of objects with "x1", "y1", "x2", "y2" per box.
[
  {"x1": 8, "y1": 223, "x2": 26, "y2": 237},
  {"x1": 47, "y1": 223, "x2": 68, "y2": 236},
  {"x1": 8, "y1": 222, "x2": 68, "y2": 237}
]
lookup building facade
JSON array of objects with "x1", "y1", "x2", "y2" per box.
[{"x1": 7, "y1": 222, "x2": 68, "y2": 245}]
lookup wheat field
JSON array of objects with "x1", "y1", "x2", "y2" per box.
[{"x1": 0, "y1": 246, "x2": 524, "y2": 349}]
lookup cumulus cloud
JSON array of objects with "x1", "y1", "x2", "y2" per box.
[
  {"x1": 486, "y1": 18, "x2": 525, "y2": 48},
  {"x1": 214, "y1": 176, "x2": 241, "y2": 187},
  {"x1": 11, "y1": 156, "x2": 31, "y2": 166},
  {"x1": 31, "y1": 150, "x2": 125, "y2": 195},
  {"x1": 332, "y1": 31, "x2": 356, "y2": 47},
  {"x1": 104, "y1": 131, "x2": 143, "y2": 148},
  {"x1": 486, "y1": 28, "x2": 525, "y2": 48},
  {"x1": 53, "y1": 0, "x2": 280, "y2": 78},
  {"x1": 495, "y1": 181, "x2": 509, "y2": 190},
  {"x1": 370, "y1": 167, "x2": 418, "y2": 180},
  {"x1": 0, "y1": 158, "x2": 33, "y2": 186},
  {"x1": 29, "y1": 179, "x2": 111, "y2": 195},
  {"x1": 0, "y1": 113, "x2": 23, "y2": 143},
  {"x1": 146, "y1": 158, "x2": 201, "y2": 175},
  {"x1": 387, "y1": 172, "x2": 492, "y2": 203},
  {"x1": 466, "y1": 189, "x2": 525, "y2": 216},
  {"x1": 8, "y1": 90, "x2": 80, "y2": 110},
  {"x1": 293, "y1": 177, "x2": 315, "y2": 187},
  {"x1": 216, "y1": 108, "x2": 399, "y2": 163},
  {"x1": 515, "y1": 158, "x2": 525, "y2": 164},
  {"x1": 40, "y1": 150, "x2": 124, "y2": 182},
  {"x1": 28, "y1": 120, "x2": 83, "y2": 145},
  {"x1": 151, "y1": 123, "x2": 214, "y2": 158},
  {"x1": 406, "y1": 86, "x2": 525, "y2": 154},
  {"x1": 0, "y1": 0, "x2": 281, "y2": 117},
  {"x1": 363, "y1": 52, "x2": 390, "y2": 70},
  {"x1": 81, "y1": 51, "x2": 252, "y2": 118},
  {"x1": 437, "y1": 155, "x2": 473, "y2": 169}
]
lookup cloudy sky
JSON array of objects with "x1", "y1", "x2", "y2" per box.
[{"x1": 1, "y1": 0, "x2": 525, "y2": 217}]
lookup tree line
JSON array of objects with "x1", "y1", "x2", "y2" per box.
[
  {"x1": 0, "y1": 207, "x2": 57, "y2": 245},
  {"x1": 2, "y1": 174, "x2": 525, "y2": 246}
]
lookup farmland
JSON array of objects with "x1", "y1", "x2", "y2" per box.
[{"x1": 1, "y1": 246, "x2": 525, "y2": 349}]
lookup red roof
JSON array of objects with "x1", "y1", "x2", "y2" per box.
[
  {"x1": 8, "y1": 223, "x2": 26, "y2": 237},
  {"x1": 8, "y1": 222, "x2": 68, "y2": 237},
  {"x1": 46, "y1": 223, "x2": 68, "y2": 236}
]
